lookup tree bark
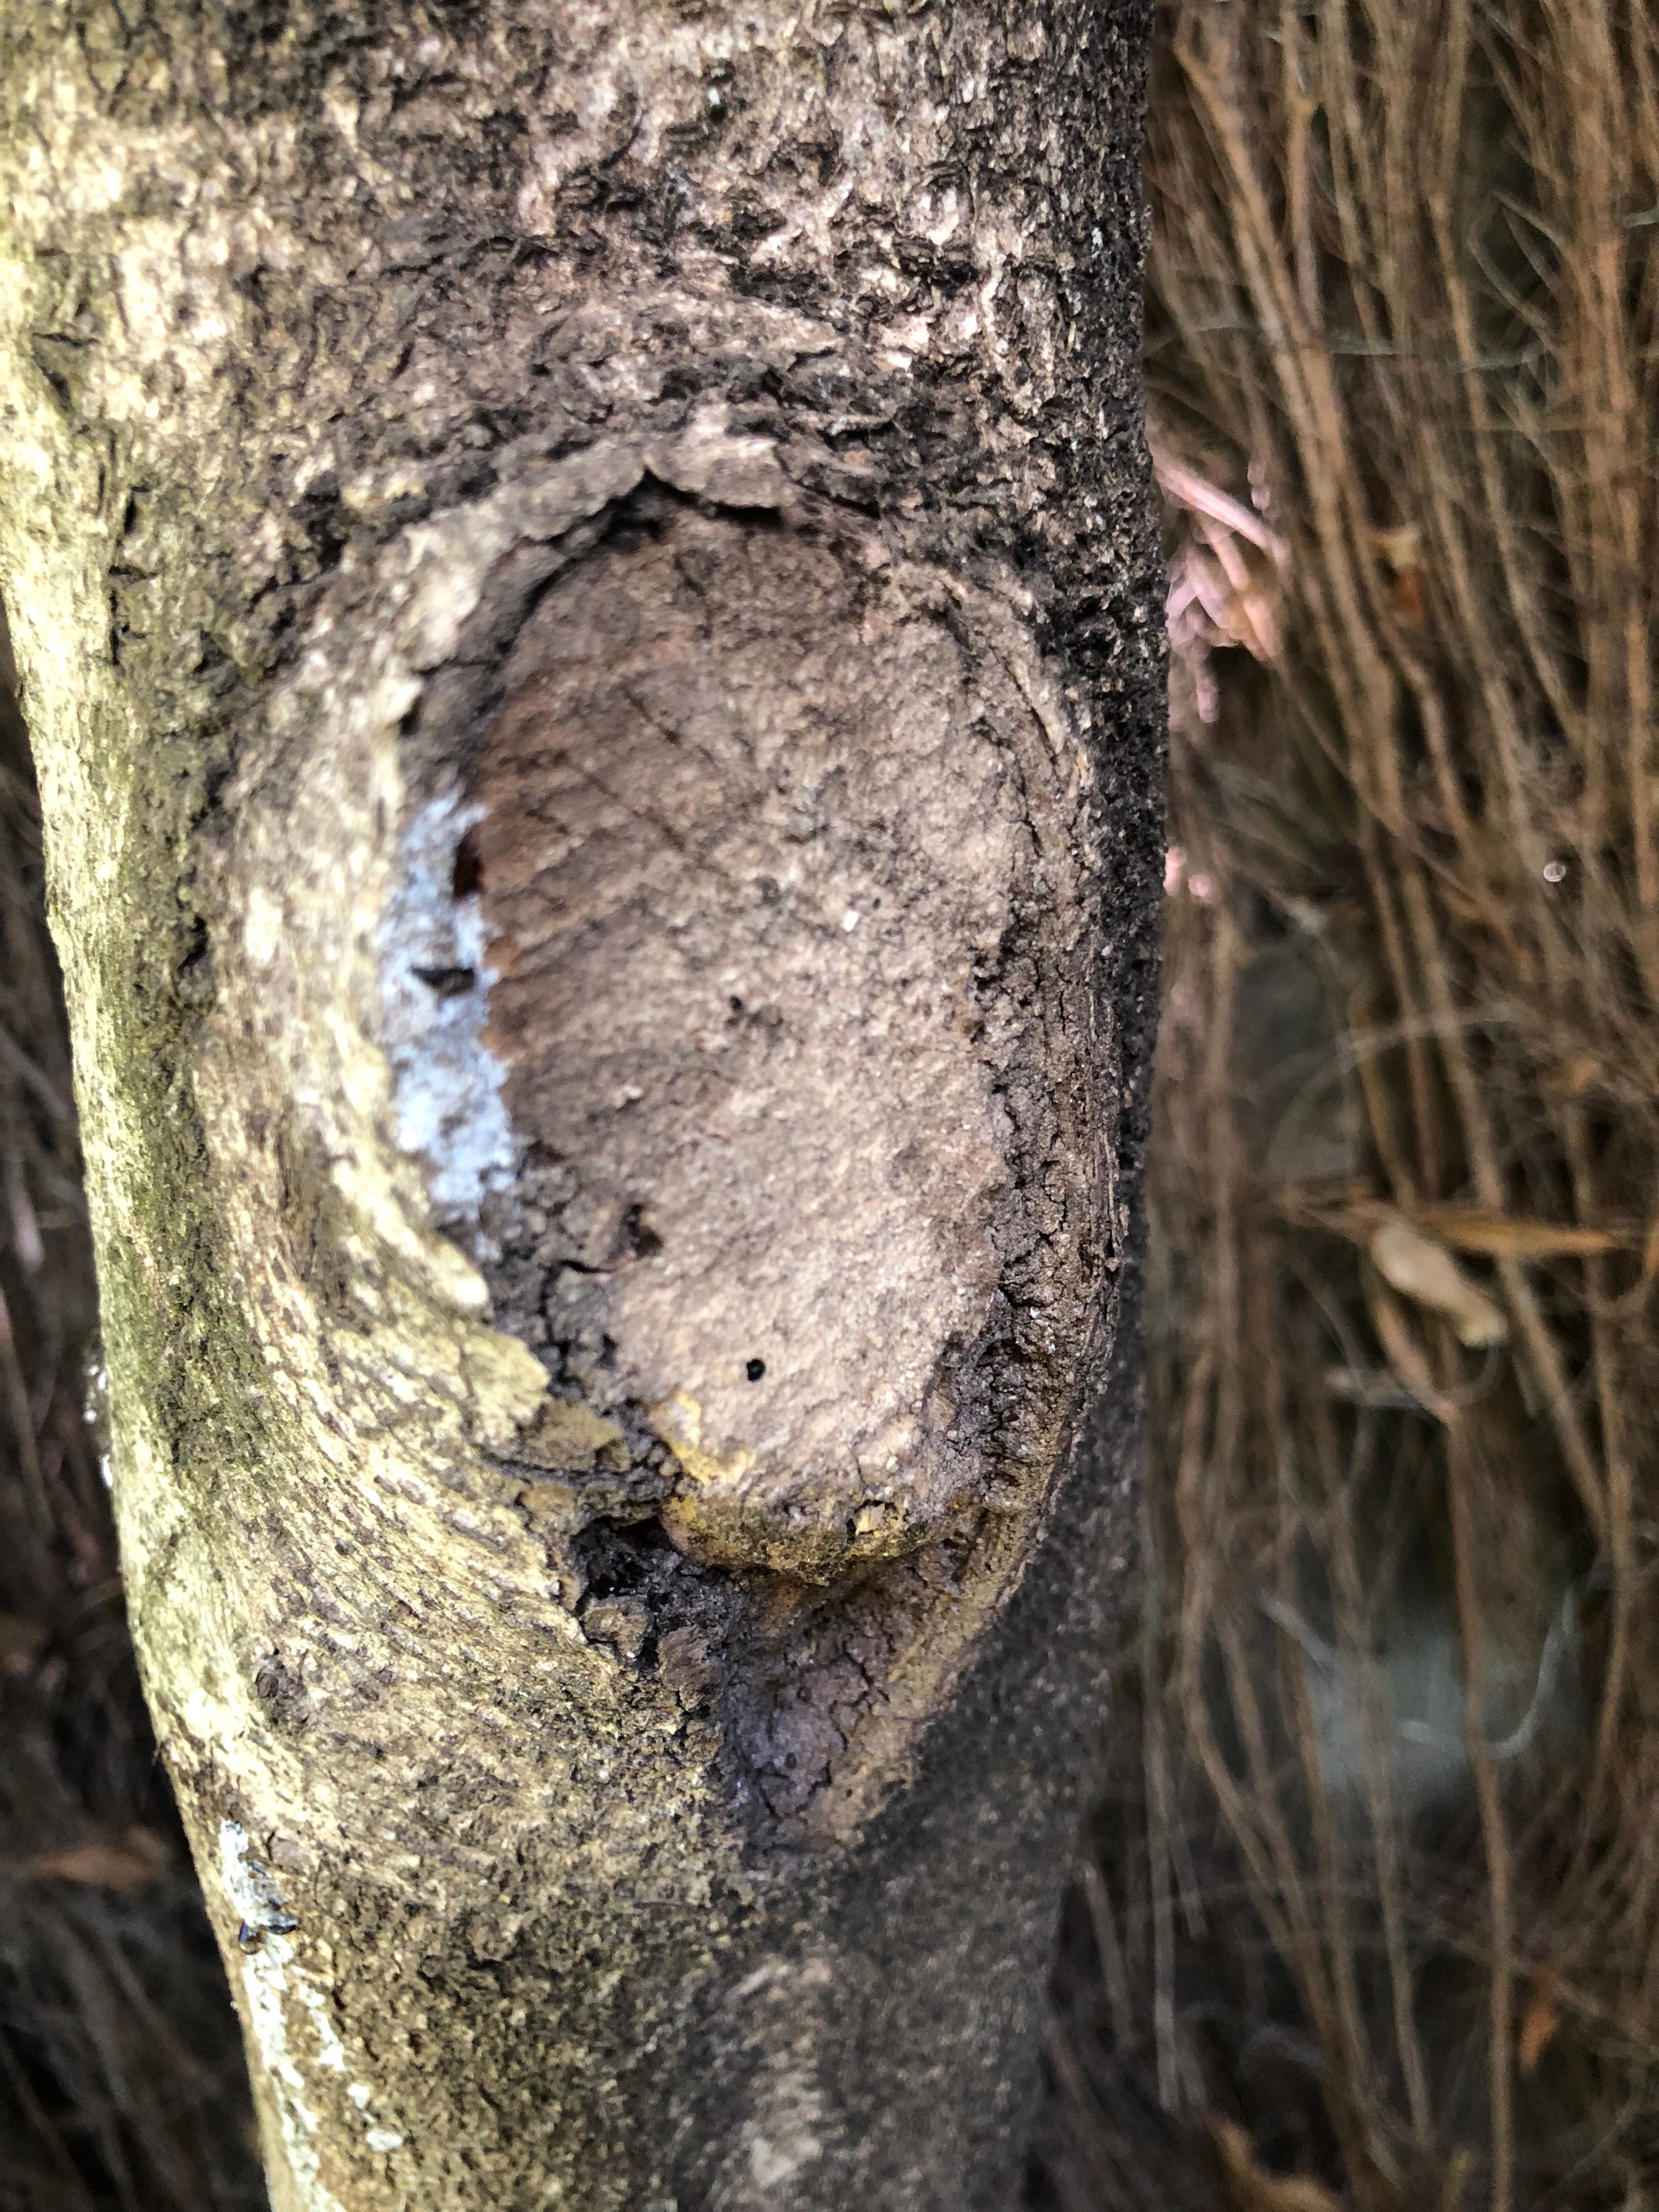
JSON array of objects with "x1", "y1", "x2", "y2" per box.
[{"x1": 0, "y1": 5, "x2": 1162, "y2": 2208}]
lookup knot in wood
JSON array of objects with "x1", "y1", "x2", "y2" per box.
[{"x1": 461, "y1": 501, "x2": 1099, "y2": 1579}]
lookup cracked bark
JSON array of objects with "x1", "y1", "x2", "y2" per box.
[{"x1": 0, "y1": 4, "x2": 1163, "y2": 2208}]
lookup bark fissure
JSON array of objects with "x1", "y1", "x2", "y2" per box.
[{"x1": 0, "y1": 5, "x2": 1161, "y2": 2207}]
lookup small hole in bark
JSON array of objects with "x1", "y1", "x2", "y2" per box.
[
  {"x1": 452, "y1": 825, "x2": 485, "y2": 899},
  {"x1": 621, "y1": 1203, "x2": 662, "y2": 1259},
  {"x1": 577, "y1": 1516, "x2": 676, "y2": 1600},
  {"x1": 297, "y1": 485, "x2": 347, "y2": 574},
  {"x1": 746, "y1": 1357, "x2": 766, "y2": 1382},
  {"x1": 175, "y1": 917, "x2": 213, "y2": 1007},
  {"x1": 412, "y1": 964, "x2": 477, "y2": 999}
]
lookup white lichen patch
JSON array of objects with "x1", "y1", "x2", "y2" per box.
[
  {"x1": 721, "y1": 1957, "x2": 832, "y2": 2205},
  {"x1": 379, "y1": 787, "x2": 517, "y2": 1224},
  {"x1": 218, "y1": 1821, "x2": 405, "y2": 2202}
]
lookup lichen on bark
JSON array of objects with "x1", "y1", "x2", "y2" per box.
[{"x1": 0, "y1": 4, "x2": 1163, "y2": 2208}]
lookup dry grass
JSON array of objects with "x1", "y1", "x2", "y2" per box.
[
  {"x1": 1048, "y1": 4, "x2": 1659, "y2": 2209},
  {"x1": 0, "y1": 614, "x2": 259, "y2": 2210}
]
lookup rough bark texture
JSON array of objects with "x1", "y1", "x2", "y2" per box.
[{"x1": 0, "y1": 5, "x2": 1162, "y2": 2208}]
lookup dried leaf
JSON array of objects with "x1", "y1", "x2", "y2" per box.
[
  {"x1": 1291, "y1": 1190, "x2": 1625, "y2": 1262},
  {"x1": 1554, "y1": 1049, "x2": 1602, "y2": 1099},
  {"x1": 1519, "y1": 1961, "x2": 1563, "y2": 2074},
  {"x1": 1406, "y1": 1205, "x2": 1626, "y2": 1259},
  {"x1": 1369, "y1": 1215, "x2": 1508, "y2": 1347},
  {"x1": 1390, "y1": 568, "x2": 1427, "y2": 629},
  {"x1": 1365, "y1": 1282, "x2": 1447, "y2": 1412},
  {"x1": 16, "y1": 1829, "x2": 170, "y2": 1894},
  {"x1": 1372, "y1": 522, "x2": 1423, "y2": 572},
  {"x1": 1210, "y1": 2116, "x2": 1343, "y2": 2212}
]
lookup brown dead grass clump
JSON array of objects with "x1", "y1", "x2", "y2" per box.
[{"x1": 1048, "y1": 5, "x2": 1659, "y2": 2210}]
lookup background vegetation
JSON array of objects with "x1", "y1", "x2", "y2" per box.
[{"x1": 1048, "y1": 4, "x2": 1659, "y2": 2208}]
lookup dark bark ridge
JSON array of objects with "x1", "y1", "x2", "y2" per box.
[{"x1": 0, "y1": 5, "x2": 1162, "y2": 2209}]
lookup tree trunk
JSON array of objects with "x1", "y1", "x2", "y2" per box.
[{"x1": 0, "y1": 5, "x2": 1162, "y2": 2208}]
